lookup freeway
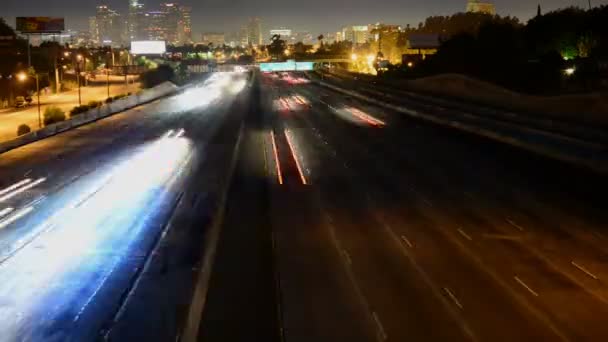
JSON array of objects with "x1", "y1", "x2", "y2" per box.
[
  {"x1": 199, "y1": 71, "x2": 608, "y2": 342},
  {"x1": 2, "y1": 69, "x2": 608, "y2": 342},
  {"x1": 0, "y1": 72, "x2": 250, "y2": 342}
]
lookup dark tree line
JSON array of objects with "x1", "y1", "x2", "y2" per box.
[{"x1": 405, "y1": 6, "x2": 608, "y2": 94}]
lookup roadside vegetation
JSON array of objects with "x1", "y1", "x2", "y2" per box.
[{"x1": 43, "y1": 106, "x2": 66, "y2": 126}]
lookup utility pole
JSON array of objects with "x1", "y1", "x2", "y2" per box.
[
  {"x1": 107, "y1": 69, "x2": 110, "y2": 99},
  {"x1": 588, "y1": 0, "x2": 592, "y2": 9},
  {"x1": 35, "y1": 74, "x2": 41, "y2": 128}
]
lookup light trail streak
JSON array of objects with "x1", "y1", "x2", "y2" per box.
[
  {"x1": 0, "y1": 179, "x2": 32, "y2": 197},
  {"x1": 0, "y1": 207, "x2": 34, "y2": 229},
  {"x1": 270, "y1": 131, "x2": 283, "y2": 185},
  {"x1": 0, "y1": 178, "x2": 46, "y2": 202},
  {"x1": 0, "y1": 207, "x2": 14, "y2": 219},
  {"x1": 284, "y1": 129, "x2": 308, "y2": 185}
]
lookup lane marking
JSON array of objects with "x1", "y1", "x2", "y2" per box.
[
  {"x1": 270, "y1": 131, "x2": 283, "y2": 185},
  {"x1": 372, "y1": 312, "x2": 388, "y2": 341},
  {"x1": 342, "y1": 249, "x2": 352, "y2": 265},
  {"x1": 0, "y1": 178, "x2": 46, "y2": 202},
  {"x1": 514, "y1": 276, "x2": 539, "y2": 297},
  {"x1": 571, "y1": 261, "x2": 599, "y2": 280},
  {"x1": 0, "y1": 179, "x2": 32, "y2": 197},
  {"x1": 0, "y1": 206, "x2": 34, "y2": 229},
  {"x1": 401, "y1": 235, "x2": 413, "y2": 248},
  {"x1": 284, "y1": 129, "x2": 308, "y2": 185},
  {"x1": 0, "y1": 207, "x2": 15, "y2": 219},
  {"x1": 457, "y1": 228, "x2": 472, "y2": 241},
  {"x1": 506, "y1": 218, "x2": 525, "y2": 232},
  {"x1": 443, "y1": 287, "x2": 463, "y2": 309}
]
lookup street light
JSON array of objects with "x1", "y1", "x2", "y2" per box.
[
  {"x1": 75, "y1": 54, "x2": 83, "y2": 106},
  {"x1": 17, "y1": 72, "x2": 42, "y2": 129},
  {"x1": 351, "y1": 53, "x2": 358, "y2": 61}
]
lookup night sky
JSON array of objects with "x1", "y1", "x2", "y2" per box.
[{"x1": 2, "y1": 0, "x2": 607, "y2": 36}]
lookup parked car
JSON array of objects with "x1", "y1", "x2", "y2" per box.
[{"x1": 15, "y1": 96, "x2": 27, "y2": 108}]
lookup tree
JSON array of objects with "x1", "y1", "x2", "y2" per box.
[{"x1": 267, "y1": 34, "x2": 286, "y2": 60}]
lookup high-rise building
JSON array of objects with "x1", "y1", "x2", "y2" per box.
[
  {"x1": 335, "y1": 31, "x2": 343, "y2": 42},
  {"x1": 95, "y1": 5, "x2": 124, "y2": 46},
  {"x1": 160, "y1": 3, "x2": 180, "y2": 44},
  {"x1": 466, "y1": 0, "x2": 496, "y2": 15},
  {"x1": 177, "y1": 5, "x2": 192, "y2": 45},
  {"x1": 342, "y1": 25, "x2": 369, "y2": 45},
  {"x1": 240, "y1": 26, "x2": 249, "y2": 47},
  {"x1": 270, "y1": 29, "x2": 292, "y2": 39},
  {"x1": 145, "y1": 10, "x2": 168, "y2": 41},
  {"x1": 202, "y1": 32, "x2": 225, "y2": 46},
  {"x1": 128, "y1": 0, "x2": 146, "y2": 42},
  {"x1": 89, "y1": 16, "x2": 98, "y2": 45},
  {"x1": 247, "y1": 18, "x2": 262, "y2": 46}
]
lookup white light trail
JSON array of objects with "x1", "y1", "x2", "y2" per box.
[
  {"x1": 0, "y1": 207, "x2": 14, "y2": 219},
  {"x1": 0, "y1": 206, "x2": 34, "y2": 229},
  {"x1": 0, "y1": 179, "x2": 32, "y2": 197},
  {"x1": 0, "y1": 178, "x2": 46, "y2": 202}
]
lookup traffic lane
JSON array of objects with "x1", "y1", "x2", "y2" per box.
[
  {"x1": 259, "y1": 76, "x2": 378, "y2": 342},
  {"x1": 269, "y1": 97, "x2": 469, "y2": 340},
  {"x1": 198, "y1": 121, "x2": 280, "y2": 341},
  {"x1": 289, "y1": 85, "x2": 572, "y2": 341},
  {"x1": 0, "y1": 74, "x2": 251, "y2": 341},
  {"x1": 299, "y1": 81, "x2": 608, "y2": 337},
  {"x1": 99, "y1": 75, "x2": 254, "y2": 342},
  {"x1": 0, "y1": 132, "x2": 193, "y2": 342},
  {"x1": 0, "y1": 76, "x2": 243, "y2": 265},
  {"x1": 297, "y1": 83, "x2": 608, "y2": 340},
  {"x1": 290, "y1": 99, "x2": 546, "y2": 340}
]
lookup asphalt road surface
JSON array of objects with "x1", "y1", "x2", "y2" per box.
[
  {"x1": 2, "y1": 70, "x2": 608, "y2": 342},
  {"x1": 0, "y1": 72, "x2": 250, "y2": 342},
  {"x1": 200, "y1": 71, "x2": 608, "y2": 342}
]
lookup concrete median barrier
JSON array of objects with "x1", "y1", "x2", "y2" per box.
[{"x1": 0, "y1": 82, "x2": 178, "y2": 155}]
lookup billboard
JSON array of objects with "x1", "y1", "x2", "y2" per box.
[
  {"x1": 16, "y1": 17, "x2": 64, "y2": 33},
  {"x1": 131, "y1": 41, "x2": 167, "y2": 55},
  {"x1": 260, "y1": 60, "x2": 314, "y2": 72}
]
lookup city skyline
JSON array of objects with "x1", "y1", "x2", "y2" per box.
[{"x1": 3, "y1": 0, "x2": 606, "y2": 38}]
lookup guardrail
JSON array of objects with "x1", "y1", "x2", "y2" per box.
[{"x1": 0, "y1": 82, "x2": 178, "y2": 155}]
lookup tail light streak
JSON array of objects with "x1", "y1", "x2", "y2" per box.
[
  {"x1": 284, "y1": 129, "x2": 308, "y2": 185},
  {"x1": 270, "y1": 131, "x2": 284, "y2": 185}
]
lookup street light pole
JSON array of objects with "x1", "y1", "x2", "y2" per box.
[
  {"x1": 76, "y1": 55, "x2": 82, "y2": 106},
  {"x1": 35, "y1": 74, "x2": 41, "y2": 128},
  {"x1": 107, "y1": 69, "x2": 110, "y2": 99}
]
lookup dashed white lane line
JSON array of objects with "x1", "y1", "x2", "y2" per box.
[
  {"x1": 0, "y1": 206, "x2": 34, "y2": 229},
  {"x1": 401, "y1": 235, "x2": 413, "y2": 248},
  {"x1": 443, "y1": 287, "x2": 463, "y2": 309},
  {"x1": 372, "y1": 311, "x2": 388, "y2": 341},
  {"x1": 506, "y1": 218, "x2": 525, "y2": 232},
  {"x1": 457, "y1": 228, "x2": 472, "y2": 241},
  {"x1": 514, "y1": 276, "x2": 539, "y2": 297},
  {"x1": 571, "y1": 261, "x2": 599, "y2": 280}
]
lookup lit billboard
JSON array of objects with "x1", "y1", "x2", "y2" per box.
[
  {"x1": 260, "y1": 60, "x2": 314, "y2": 72},
  {"x1": 131, "y1": 41, "x2": 167, "y2": 55},
  {"x1": 16, "y1": 17, "x2": 65, "y2": 33}
]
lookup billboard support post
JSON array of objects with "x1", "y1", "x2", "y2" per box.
[{"x1": 27, "y1": 35, "x2": 31, "y2": 68}]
